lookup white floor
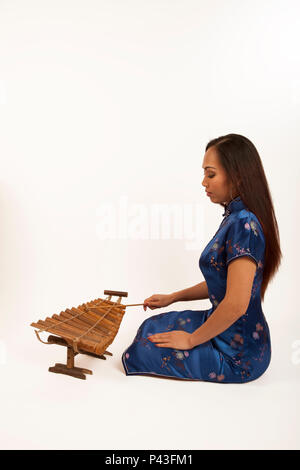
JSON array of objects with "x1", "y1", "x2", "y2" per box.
[{"x1": 0, "y1": 322, "x2": 299, "y2": 451}]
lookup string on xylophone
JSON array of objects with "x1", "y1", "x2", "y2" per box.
[{"x1": 34, "y1": 300, "x2": 145, "y2": 351}]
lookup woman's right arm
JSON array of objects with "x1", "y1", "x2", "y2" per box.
[
  {"x1": 143, "y1": 281, "x2": 209, "y2": 310},
  {"x1": 170, "y1": 281, "x2": 209, "y2": 303}
]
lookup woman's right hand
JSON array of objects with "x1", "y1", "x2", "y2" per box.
[{"x1": 143, "y1": 294, "x2": 174, "y2": 311}]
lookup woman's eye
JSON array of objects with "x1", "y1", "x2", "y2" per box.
[{"x1": 208, "y1": 175, "x2": 215, "y2": 178}]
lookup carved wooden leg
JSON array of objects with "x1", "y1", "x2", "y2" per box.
[
  {"x1": 48, "y1": 346, "x2": 93, "y2": 380},
  {"x1": 49, "y1": 363, "x2": 87, "y2": 380}
]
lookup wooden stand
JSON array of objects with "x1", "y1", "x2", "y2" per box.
[{"x1": 47, "y1": 335, "x2": 113, "y2": 380}]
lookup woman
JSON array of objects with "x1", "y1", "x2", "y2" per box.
[{"x1": 122, "y1": 133, "x2": 282, "y2": 383}]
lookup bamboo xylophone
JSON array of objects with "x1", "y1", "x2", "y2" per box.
[{"x1": 30, "y1": 290, "x2": 130, "y2": 380}]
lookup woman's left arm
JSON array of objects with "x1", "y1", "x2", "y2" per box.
[{"x1": 190, "y1": 256, "x2": 257, "y2": 347}]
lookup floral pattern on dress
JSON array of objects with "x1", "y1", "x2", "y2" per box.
[
  {"x1": 209, "y1": 255, "x2": 225, "y2": 271},
  {"x1": 208, "y1": 239, "x2": 226, "y2": 271},
  {"x1": 135, "y1": 335, "x2": 152, "y2": 350},
  {"x1": 161, "y1": 349, "x2": 193, "y2": 379},
  {"x1": 210, "y1": 294, "x2": 219, "y2": 308},
  {"x1": 161, "y1": 355, "x2": 172, "y2": 372},
  {"x1": 208, "y1": 371, "x2": 225, "y2": 381},
  {"x1": 251, "y1": 322, "x2": 269, "y2": 363},
  {"x1": 230, "y1": 333, "x2": 244, "y2": 349}
]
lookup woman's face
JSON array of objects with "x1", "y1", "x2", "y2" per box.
[{"x1": 201, "y1": 146, "x2": 237, "y2": 205}]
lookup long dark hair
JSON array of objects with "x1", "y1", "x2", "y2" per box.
[{"x1": 205, "y1": 133, "x2": 282, "y2": 302}]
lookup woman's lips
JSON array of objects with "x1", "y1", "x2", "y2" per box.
[{"x1": 206, "y1": 192, "x2": 212, "y2": 196}]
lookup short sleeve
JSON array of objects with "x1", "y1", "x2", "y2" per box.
[{"x1": 225, "y1": 215, "x2": 265, "y2": 268}]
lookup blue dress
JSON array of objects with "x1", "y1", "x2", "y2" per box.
[{"x1": 122, "y1": 196, "x2": 271, "y2": 383}]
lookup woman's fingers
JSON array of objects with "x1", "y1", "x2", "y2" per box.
[
  {"x1": 148, "y1": 333, "x2": 172, "y2": 347},
  {"x1": 144, "y1": 294, "x2": 166, "y2": 310},
  {"x1": 143, "y1": 304, "x2": 153, "y2": 310},
  {"x1": 144, "y1": 303, "x2": 158, "y2": 310},
  {"x1": 150, "y1": 333, "x2": 170, "y2": 342}
]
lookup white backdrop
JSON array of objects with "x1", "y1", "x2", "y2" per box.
[{"x1": 0, "y1": 0, "x2": 299, "y2": 450}]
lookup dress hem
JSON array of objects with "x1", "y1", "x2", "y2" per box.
[{"x1": 121, "y1": 353, "x2": 267, "y2": 384}]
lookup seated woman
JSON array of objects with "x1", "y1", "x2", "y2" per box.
[{"x1": 122, "y1": 133, "x2": 282, "y2": 383}]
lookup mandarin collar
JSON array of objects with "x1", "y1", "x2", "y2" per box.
[{"x1": 222, "y1": 196, "x2": 246, "y2": 217}]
